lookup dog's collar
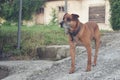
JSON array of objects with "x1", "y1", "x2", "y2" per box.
[{"x1": 69, "y1": 26, "x2": 80, "y2": 41}]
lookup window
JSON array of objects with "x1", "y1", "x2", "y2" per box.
[
  {"x1": 89, "y1": 6, "x2": 105, "y2": 23},
  {"x1": 37, "y1": 7, "x2": 44, "y2": 14},
  {"x1": 58, "y1": 6, "x2": 65, "y2": 12}
]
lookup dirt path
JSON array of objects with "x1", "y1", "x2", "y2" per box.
[
  {"x1": 28, "y1": 32, "x2": 120, "y2": 80},
  {"x1": 1, "y1": 32, "x2": 120, "y2": 80}
]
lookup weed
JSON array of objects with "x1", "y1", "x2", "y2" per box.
[{"x1": 0, "y1": 24, "x2": 67, "y2": 59}]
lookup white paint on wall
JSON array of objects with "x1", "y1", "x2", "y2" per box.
[{"x1": 39, "y1": 0, "x2": 112, "y2": 30}]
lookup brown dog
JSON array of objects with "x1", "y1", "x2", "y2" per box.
[{"x1": 60, "y1": 13, "x2": 100, "y2": 74}]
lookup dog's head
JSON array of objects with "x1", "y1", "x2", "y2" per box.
[{"x1": 60, "y1": 13, "x2": 79, "y2": 34}]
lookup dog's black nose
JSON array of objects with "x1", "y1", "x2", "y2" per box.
[{"x1": 60, "y1": 21, "x2": 64, "y2": 28}]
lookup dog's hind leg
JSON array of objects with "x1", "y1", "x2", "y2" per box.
[
  {"x1": 93, "y1": 38, "x2": 100, "y2": 66},
  {"x1": 93, "y1": 29, "x2": 100, "y2": 66},
  {"x1": 85, "y1": 43, "x2": 92, "y2": 71}
]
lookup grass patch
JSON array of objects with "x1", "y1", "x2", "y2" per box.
[
  {"x1": 0, "y1": 24, "x2": 111, "y2": 60},
  {"x1": 0, "y1": 24, "x2": 68, "y2": 59}
]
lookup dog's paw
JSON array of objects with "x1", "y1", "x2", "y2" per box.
[
  {"x1": 69, "y1": 68, "x2": 75, "y2": 74},
  {"x1": 86, "y1": 69, "x2": 91, "y2": 72},
  {"x1": 92, "y1": 63, "x2": 97, "y2": 67},
  {"x1": 86, "y1": 67, "x2": 91, "y2": 72},
  {"x1": 92, "y1": 64, "x2": 96, "y2": 67}
]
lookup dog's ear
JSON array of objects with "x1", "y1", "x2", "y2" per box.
[{"x1": 71, "y1": 14, "x2": 79, "y2": 20}]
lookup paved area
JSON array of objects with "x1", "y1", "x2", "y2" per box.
[{"x1": 1, "y1": 32, "x2": 120, "y2": 80}]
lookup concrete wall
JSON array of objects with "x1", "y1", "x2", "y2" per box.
[
  {"x1": 45, "y1": 1, "x2": 65, "y2": 24},
  {"x1": 39, "y1": 0, "x2": 112, "y2": 30}
]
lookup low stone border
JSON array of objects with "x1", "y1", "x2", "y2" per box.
[{"x1": 37, "y1": 45, "x2": 86, "y2": 60}]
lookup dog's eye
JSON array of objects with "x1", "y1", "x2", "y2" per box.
[{"x1": 67, "y1": 18, "x2": 71, "y2": 22}]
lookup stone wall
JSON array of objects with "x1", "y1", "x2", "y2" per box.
[{"x1": 37, "y1": 45, "x2": 86, "y2": 60}]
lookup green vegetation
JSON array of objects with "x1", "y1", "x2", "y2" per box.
[
  {"x1": 0, "y1": 24, "x2": 67, "y2": 59},
  {"x1": 109, "y1": 0, "x2": 120, "y2": 30},
  {"x1": 0, "y1": 0, "x2": 45, "y2": 22},
  {"x1": 49, "y1": 8, "x2": 59, "y2": 25}
]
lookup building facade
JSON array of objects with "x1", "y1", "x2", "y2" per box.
[{"x1": 35, "y1": 0, "x2": 112, "y2": 30}]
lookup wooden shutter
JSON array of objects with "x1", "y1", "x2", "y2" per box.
[{"x1": 89, "y1": 6, "x2": 105, "y2": 23}]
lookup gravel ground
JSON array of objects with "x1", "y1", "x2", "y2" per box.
[{"x1": 1, "y1": 32, "x2": 120, "y2": 80}]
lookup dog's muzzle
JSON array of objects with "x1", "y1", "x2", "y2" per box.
[
  {"x1": 60, "y1": 21, "x2": 64, "y2": 28},
  {"x1": 60, "y1": 21, "x2": 70, "y2": 34}
]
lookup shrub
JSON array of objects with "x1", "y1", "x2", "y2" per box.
[
  {"x1": 109, "y1": 0, "x2": 120, "y2": 30},
  {"x1": 0, "y1": 0, "x2": 46, "y2": 22},
  {"x1": 49, "y1": 8, "x2": 58, "y2": 25}
]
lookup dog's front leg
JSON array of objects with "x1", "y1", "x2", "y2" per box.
[
  {"x1": 69, "y1": 43, "x2": 76, "y2": 74},
  {"x1": 69, "y1": 40, "x2": 76, "y2": 74}
]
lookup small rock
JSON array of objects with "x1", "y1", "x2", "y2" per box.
[{"x1": 94, "y1": 71, "x2": 102, "y2": 78}]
